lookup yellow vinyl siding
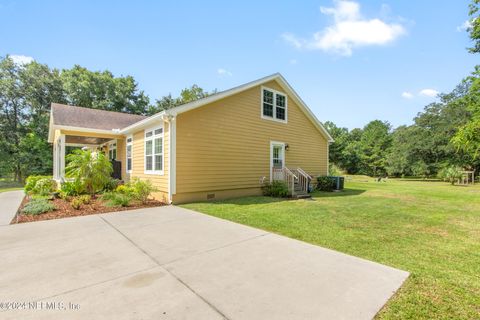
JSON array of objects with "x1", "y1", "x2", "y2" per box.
[
  {"x1": 130, "y1": 121, "x2": 169, "y2": 202},
  {"x1": 175, "y1": 80, "x2": 328, "y2": 197}
]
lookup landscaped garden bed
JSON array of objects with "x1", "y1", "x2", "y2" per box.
[
  {"x1": 13, "y1": 196, "x2": 164, "y2": 224},
  {"x1": 14, "y1": 149, "x2": 165, "y2": 224}
]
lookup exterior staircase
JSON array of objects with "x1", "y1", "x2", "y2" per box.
[
  {"x1": 272, "y1": 167, "x2": 313, "y2": 199},
  {"x1": 293, "y1": 181, "x2": 311, "y2": 199}
]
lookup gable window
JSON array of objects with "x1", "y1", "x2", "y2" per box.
[
  {"x1": 262, "y1": 87, "x2": 287, "y2": 122},
  {"x1": 108, "y1": 142, "x2": 117, "y2": 160},
  {"x1": 144, "y1": 126, "x2": 163, "y2": 174},
  {"x1": 126, "y1": 136, "x2": 133, "y2": 173}
]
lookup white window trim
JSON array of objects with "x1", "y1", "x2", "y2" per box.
[
  {"x1": 144, "y1": 125, "x2": 164, "y2": 175},
  {"x1": 108, "y1": 141, "x2": 117, "y2": 160},
  {"x1": 269, "y1": 141, "x2": 286, "y2": 182},
  {"x1": 261, "y1": 86, "x2": 288, "y2": 124},
  {"x1": 126, "y1": 135, "x2": 133, "y2": 174}
]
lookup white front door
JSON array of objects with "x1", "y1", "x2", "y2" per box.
[{"x1": 270, "y1": 141, "x2": 285, "y2": 181}]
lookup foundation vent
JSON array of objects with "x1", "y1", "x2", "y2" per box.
[{"x1": 207, "y1": 193, "x2": 215, "y2": 200}]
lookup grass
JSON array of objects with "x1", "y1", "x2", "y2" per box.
[
  {"x1": 0, "y1": 179, "x2": 23, "y2": 193},
  {"x1": 181, "y1": 177, "x2": 480, "y2": 319}
]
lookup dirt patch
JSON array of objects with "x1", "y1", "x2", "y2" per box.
[{"x1": 13, "y1": 197, "x2": 166, "y2": 224}]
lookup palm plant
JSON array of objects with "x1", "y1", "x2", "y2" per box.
[
  {"x1": 440, "y1": 166, "x2": 464, "y2": 185},
  {"x1": 65, "y1": 149, "x2": 113, "y2": 195}
]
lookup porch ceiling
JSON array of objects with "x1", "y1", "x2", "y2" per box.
[{"x1": 65, "y1": 135, "x2": 112, "y2": 146}]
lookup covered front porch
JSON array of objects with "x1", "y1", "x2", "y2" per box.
[{"x1": 52, "y1": 129, "x2": 126, "y2": 182}]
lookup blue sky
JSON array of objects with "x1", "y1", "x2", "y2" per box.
[{"x1": 0, "y1": 0, "x2": 477, "y2": 129}]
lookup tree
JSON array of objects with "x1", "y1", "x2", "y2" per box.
[
  {"x1": 324, "y1": 121, "x2": 349, "y2": 169},
  {"x1": 149, "y1": 84, "x2": 215, "y2": 114},
  {"x1": 468, "y1": 0, "x2": 480, "y2": 54},
  {"x1": 386, "y1": 126, "x2": 414, "y2": 177},
  {"x1": 61, "y1": 65, "x2": 150, "y2": 115},
  {"x1": 358, "y1": 120, "x2": 392, "y2": 176},
  {"x1": 452, "y1": 67, "x2": 480, "y2": 160},
  {"x1": 0, "y1": 56, "x2": 66, "y2": 181}
]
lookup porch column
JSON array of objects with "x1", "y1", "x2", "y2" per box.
[
  {"x1": 53, "y1": 140, "x2": 58, "y2": 180},
  {"x1": 59, "y1": 134, "x2": 66, "y2": 180}
]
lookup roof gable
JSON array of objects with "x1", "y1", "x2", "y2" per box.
[{"x1": 121, "y1": 73, "x2": 334, "y2": 142}]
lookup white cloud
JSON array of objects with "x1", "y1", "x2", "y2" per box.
[
  {"x1": 282, "y1": 0, "x2": 406, "y2": 56},
  {"x1": 217, "y1": 68, "x2": 232, "y2": 77},
  {"x1": 289, "y1": 59, "x2": 298, "y2": 65},
  {"x1": 401, "y1": 91, "x2": 413, "y2": 99},
  {"x1": 457, "y1": 19, "x2": 473, "y2": 32},
  {"x1": 281, "y1": 33, "x2": 304, "y2": 49},
  {"x1": 419, "y1": 88, "x2": 439, "y2": 98},
  {"x1": 9, "y1": 54, "x2": 34, "y2": 65}
]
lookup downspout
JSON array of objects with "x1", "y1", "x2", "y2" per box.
[{"x1": 163, "y1": 114, "x2": 176, "y2": 204}]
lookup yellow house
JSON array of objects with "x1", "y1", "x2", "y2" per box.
[{"x1": 48, "y1": 73, "x2": 333, "y2": 204}]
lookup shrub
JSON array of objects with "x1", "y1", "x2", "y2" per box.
[
  {"x1": 78, "y1": 194, "x2": 91, "y2": 204},
  {"x1": 106, "y1": 193, "x2": 132, "y2": 207},
  {"x1": 261, "y1": 180, "x2": 289, "y2": 197},
  {"x1": 71, "y1": 198, "x2": 82, "y2": 210},
  {"x1": 25, "y1": 175, "x2": 52, "y2": 194},
  {"x1": 116, "y1": 184, "x2": 134, "y2": 195},
  {"x1": 439, "y1": 166, "x2": 464, "y2": 185},
  {"x1": 101, "y1": 191, "x2": 117, "y2": 201},
  {"x1": 22, "y1": 198, "x2": 55, "y2": 215},
  {"x1": 316, "y1": 176, "x2": 336, "y2": 192},
  {"x1": 103, "y1": 178, "x2": 120, "y2": 192},
  {"x1": 128, "y1": 178, "x2": 157, "y2": 204},
  {"x1": 66, "y1": 149, "x2": 113, "y2": 195},
  {"x1": 60, "y1": 180, "x2": 84, "y2": 198},
  {"x1": 33, "y1": 178, "x2": 57, "y2": 196},
  {"x1": 70, "y1": 194, "x2": 91, "y2": 210}
]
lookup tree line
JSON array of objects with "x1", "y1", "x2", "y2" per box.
[
  {"x1": 326, "y1": 0, "x2": 480, "y2": 178},
  {"x1": 1, "y1": 0, "x2": 479, "y2": 182},
  {"x1": 0, "y1": 58, "x2": 213, "y2": 181}
]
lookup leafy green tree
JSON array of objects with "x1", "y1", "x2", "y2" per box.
[
  {"x1": 452, "y1": 67, "x2": 480, "y2": 160},
  {"x1": 467, "y1": 0, "x2": 480, "y2": 53},
  {"x1": 61, "y1": 65, "x2": 150, "y2": 115},
  {"x1": 386, "y1": 126, "x2": 414, "y2": 177},
  {"x1": 0, "y1": 56, "x2": 66, "y2": 181},
  {"x1": 358, "y1": 120, "x2": 392, "y2": 176},
  {"x1": 65, "y1": 149, "x2": 112, "y2": 195},
  {"x1": 149, "y1": 84, "x2": 215, "y2": 114}
]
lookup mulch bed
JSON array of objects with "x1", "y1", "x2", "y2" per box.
[{"x1": 13, "y1": 196, "x2": 166, "y2": 224}]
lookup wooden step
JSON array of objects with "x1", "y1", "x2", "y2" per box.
[{"x1": 293, "y1": 193, "x2": 312, "y2": 199}]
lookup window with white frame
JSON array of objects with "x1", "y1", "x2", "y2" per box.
[
  {"x1": 126, "y1": 136, "x2": 133, "y2": 173},
  {"x1": 144, "y1": 127, "x2": 163, "y2": 174},
  {"x1": 108, "y1": 142, "x2": 117, "y2": 160},
  {"x1": 262, "y1": 88, "x2": 287, "y2": 122}
]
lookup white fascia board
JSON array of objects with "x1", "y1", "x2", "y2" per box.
[
  {"x1": 53, "y1": 125, "x2": 124, "y2": 136},
  {"x1": 119, "y1": 111, "x2": 166, "y2": 134}
]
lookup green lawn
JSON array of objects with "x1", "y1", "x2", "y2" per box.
[
  {"x1": 182, "y1": 177, "x2": 480, "y2": 319},
  {"x1": 0, "y1": 179, "x2": 23, "y2": 193}
]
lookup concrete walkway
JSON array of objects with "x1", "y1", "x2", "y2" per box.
[
  {"x1": 0, "y1": 190, "x2": 24, "y2": 225},
  {"x1": 0, "y1": 206, "x2": 409, "y2": 320}
]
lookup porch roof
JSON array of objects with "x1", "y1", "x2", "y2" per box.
[{"x1": 48, "y1": 103, "x2": 148, "y2": 143}]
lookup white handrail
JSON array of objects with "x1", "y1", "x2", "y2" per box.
[
  {"x1": 272, "y1": 167, "x2": 298, "y2": 196},
  {"x1": 296, "y1": 167, "x2": 312, "y2": 180}
]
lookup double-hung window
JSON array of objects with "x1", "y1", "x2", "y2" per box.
[
  {"x1": 262, "y1": 87, "x2": 287, "y2": 122},
  {"x1": 126, "y1": 136, "x2": 133, "y2": 173},
  {"x1": 144, "y1": 126, "x2": 164, "y2": 174}
]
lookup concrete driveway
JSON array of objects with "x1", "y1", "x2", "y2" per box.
[{"x1": 0, "y1": 206, "x2": 408, "y2": 320}]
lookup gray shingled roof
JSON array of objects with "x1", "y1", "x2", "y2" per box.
[{"x1": 51, "y1": 103, "x2": 147, "y2": 131}]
